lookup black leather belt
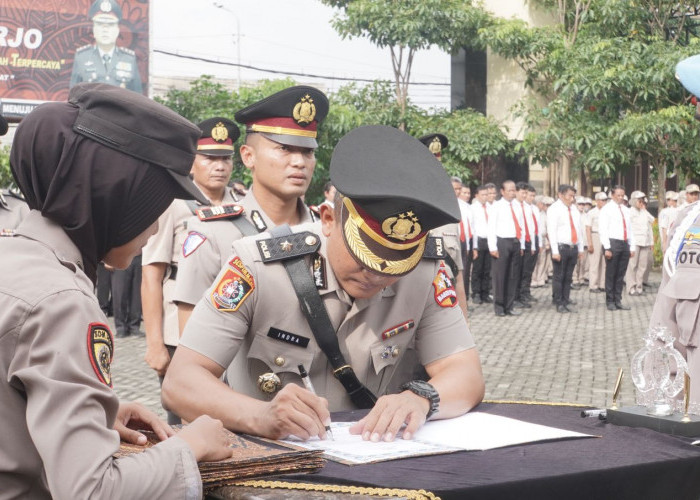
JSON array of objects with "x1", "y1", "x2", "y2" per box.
[{"x1": 558, "y1": 243, "x2": 577, "y2": 249}]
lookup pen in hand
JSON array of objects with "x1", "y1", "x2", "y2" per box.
[{"x1": 298, "y1": 364, "x2": 334, "y2": 440}]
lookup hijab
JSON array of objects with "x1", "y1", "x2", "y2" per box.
[{"x1": 10, "y1": 100, "x2": 178, "y2": 282}]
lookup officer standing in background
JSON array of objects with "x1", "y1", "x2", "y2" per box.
[
  {"x1": 659, "y1": 191, "x2": 679, "y2": 252},
  {"x1": 175, "y1": 86, "x2": 326, "y2": 331},
  {"x1": 586, "y1": 192, "x2": 607, "y2": 293},
  {"x1": 141, "y1": 117, "x2": 240, "y2": 424},
  {"x1": 547, "y1": 184, "x2": 583, "y2": 313},
  {"x1": 599, "y1": 185, "x2": 635, "y2": 311},
  {"x1": 514, "y1": 182, "x2": 537, "y2": 307},
  {"x1": 531, "y1": 195, "x2": 553, "y2": 288},
  {"x1": 626, "y1": 191, "x2": 654, "y2": 296},
  {"x1": 417, "y1": 134, "x2": 469, "y2": 319},
  {"x1": 487, "y1": 180, "x2": 524, "y2": 317},
  {"x1": 70, "y1": 0, "x2": 143, "y2": 93},
  {"x1": 684, "y1": 183, "x2": 700, "y2": 208},
  {"x1": 163, "y1": 125, "x2": 485, "y2": 442},
  {"x1": 470, "y1": 185, "x2": 492, "y2": 303},
  {"x1": 649, "y1": 53, "x2": 700, "y2": 406}
]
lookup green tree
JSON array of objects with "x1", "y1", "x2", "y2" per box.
[
  {"x1": 321, "y1": 0, "x2": 490, "y2": 128},
  {"x1": 0, "y1": 146, "x2": 12, "y2": 188},
  {"x1": 481, "y1": 0, "x2": 700, "y2": 198}
]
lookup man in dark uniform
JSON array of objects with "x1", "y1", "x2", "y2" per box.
[{"x1": 70, "y1": 0, "x2": 142, "y2": 93}]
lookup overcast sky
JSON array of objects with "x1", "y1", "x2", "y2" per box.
[{"x1": 151, "y1": 0, "x2": 452, "y2": 109}]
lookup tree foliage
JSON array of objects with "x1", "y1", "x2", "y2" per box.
[
  {"x1": 482, "y1": 0, "x2": 700, "y2": 197},
  {"x1": 320, "y1": 0, "x2": 491, "y2": 127}
]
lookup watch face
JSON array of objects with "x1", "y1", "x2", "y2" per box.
[{"x1": 402, "y1": 380, "x2": 440, "y2": 418}]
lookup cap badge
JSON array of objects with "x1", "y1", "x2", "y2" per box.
[
  {"x1": 429, "y1": 137, "x2": 442, "y2": 155},
  {"x1": 100, "y1": 0, "x2": 112, "y2": 13},
  {"x1": 381, "y1": 211, "x2": 422, "y2": 241},
  {"x1": 211, "y1": 122, "x2": 229, "y2": 143},
  {"x1": 292, "y1": 94, "x2": 316, "y2": 126}
]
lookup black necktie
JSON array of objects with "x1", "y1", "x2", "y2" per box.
[{"x1": 102, "y1": 54, "x2": 111, "y2": 70}]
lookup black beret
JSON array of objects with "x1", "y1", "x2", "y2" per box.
[
  {"x1": 331, "y1": 126, "x2": 460, "y2": 276},
  {"x1": 235, "y1": 86, "x2": 329, "y2": 148},
  {"x1": 196, "y1": 117, "x2": 240, "y2": 157},
  {"x1": 69, "y1": 83, "x2": 206, "y2": 203}
]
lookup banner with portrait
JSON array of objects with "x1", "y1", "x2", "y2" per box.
[{"x1": 0, "y1": 0, "x2": 149, "y2": 118}]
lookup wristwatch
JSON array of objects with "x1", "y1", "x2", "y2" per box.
[{"x1": 400, "y1": 380, "x2": 440, "y2": 419}]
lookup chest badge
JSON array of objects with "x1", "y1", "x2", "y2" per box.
[{"x1": 258, "y1": 372, "x2": 281, "y2": 394}]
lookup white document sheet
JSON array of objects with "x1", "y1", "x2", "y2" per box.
[{"x1": 280, "y1": 412, "x2": 595, "y2": 464}]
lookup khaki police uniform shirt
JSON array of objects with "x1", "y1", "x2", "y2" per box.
[
  {"x1": 0, "y1": 191, "x2": 29, "y2": 235},
  {"x1": 142, "y1": 198, "x2": 199, "y2": 346},
  {"x1": 179, "y1": 222, "x2": 476, "y2": 411},
  {"x1": 173, "y1": 193, "x2": 314, "y2": 306},
  {"x1": 0, "y1": 211, "x2": 200, "y2": 499},
  {"x1": 630, "y1": 206, "x2": 654, "y2": 247},
  {"x1": 650, "y1": 203, "x2": 700, "y2": 404},
  {"x1": 430, "y1": 222, "x2": 463, "y2": 275}
]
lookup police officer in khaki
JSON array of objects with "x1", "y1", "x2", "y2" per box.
[
  {"x1": 0, "y1": 83, "x2": 232, "y2": 498},
  {"x1": 651, "y1": 54, "x2": 700, "y2": 405},
  {"x1": 418, "y1": 134, "x2": 468, "y2": 318},
  {"x1": 174, "y1": 86, "x2": 326, "y2": 332},
  {"x1": 69, "y1": 0, "x2": 143, "y2": 92},
  {"x1": 141, "y1": 116, "x2": 240, "y2": 424},
  {"x1": 586, "y1": 191, "x2": 607, "y2": 293},
  {"x1": 163, "y1": 126, "x2": 485, "y2": 442}
]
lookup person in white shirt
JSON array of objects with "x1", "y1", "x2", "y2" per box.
[
  {"x1": 470, "y1": 185, "x2": 492, "y2": 303},
  {"x1": 625, "y1": 191, "x2": 654, "y2": 296},
  {"x1": 486, "y1": 182, "x2": 497, "y2": 206},
  {"x1": 585, "y1": 192, "x2": 607, "y2": 293},
  {"x1": 531, "y1": 195, "x2": 552, "y2": 287},
  {"x1": 487, "y1": 180, "x2": 525, "y2": 316},
  {"x1": 599, "y1": 185, "x2": 636, "y2": 310},
  {"x1": 514, "y1": 182, "x2": 538, "y2": 306},
  {"x1": 658, "y1": 191, "x2": 679, "y2": 252},
  {"x1": 547, "y1": 184, "x2": 584, "y2": 313}
]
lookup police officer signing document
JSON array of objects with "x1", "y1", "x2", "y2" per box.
[{"x1": 164, "y1": 126, "x2": 485, "y2": 442}]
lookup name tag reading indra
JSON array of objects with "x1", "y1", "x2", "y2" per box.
[{"x1": 267, "y1": 327, "x2": 310, "y2": 348}]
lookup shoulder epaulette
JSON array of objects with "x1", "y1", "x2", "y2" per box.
[
  {"x1": 197, "y1": 203, "x2": 244, "y2": 222},
  {"x1": 76, "y1": 44, "x2": 93, "y2": 53},
  {"x1": 423, "y1": 236, "x2": 446, "y2": 260},
  {"x1": 257, "y1": 231, "x2": 321, "y2": 263},
  {"x1": 117, "y1": 46, "x2": 136, "y2": 55}
]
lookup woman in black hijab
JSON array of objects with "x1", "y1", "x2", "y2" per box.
[{"x1": 0, "y1": 84, "x2": 232, "y2": 498}]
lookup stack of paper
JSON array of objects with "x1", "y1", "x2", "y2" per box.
[{"x1": 116, "y1": 429, "x2": 325, "y2": 490}]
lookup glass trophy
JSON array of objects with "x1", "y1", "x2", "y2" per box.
[{"x1": 631, "y1": 327, "x2": 688, "y2": 416}]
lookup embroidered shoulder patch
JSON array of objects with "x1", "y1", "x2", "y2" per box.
[
  {"x1": 183, "y1": 231, "x2": 207, "y2": 257},
  {"x1": 87, "y1": 323, "x2": 114, "y2": 387},
  {"x1": 211, "y1": 257, "x2": 255, "y2": 311},
  {"x1": 432, "y1": 264, "x2": 458, "y2": 308}
]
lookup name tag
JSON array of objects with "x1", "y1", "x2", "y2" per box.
[{"x1": 267, "y1": 327, "x2": 309, "y2": 348}]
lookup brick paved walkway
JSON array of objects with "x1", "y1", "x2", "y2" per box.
[{"x1": 112, "y1": 272, "x2": 659, "y2": 418}]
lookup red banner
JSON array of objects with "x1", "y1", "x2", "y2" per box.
[{"x1": 0, "y1": 0, "x2": 149, "y2": 117}]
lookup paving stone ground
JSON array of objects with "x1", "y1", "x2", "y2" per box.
[{"x1": 112, "y1": 271, "x2": 660, "y2": 419}]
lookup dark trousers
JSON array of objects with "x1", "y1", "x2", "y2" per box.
[
  {"x1": 552, "y1": 245, "x2": 578, "y2": 306},
  {"x1": 159, "y1": 344, "x2": 181, "y2": 425},
  {"x1": 96, "y1": 262, "x2": 112, "y2": 316},
  {"x1": 518, "y1": 240, "x2": 537, "y2": 300},
  {"x1": 471, "y1": 237, "x2": 492, "y2": 300},
  {"x1": 605, "y1": 239, "x2": 631, "y2": 305},
  {"x1": 461, "y1": 240, "x2": 472, "y2": 299},
  {"x1": 492, "y1": 237, "x2": 520, "y2": 314},
  {"x1": 112, "y1": 255, "x2": 142, "y2": 335}
]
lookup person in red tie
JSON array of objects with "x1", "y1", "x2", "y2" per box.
[
  {"x1": 487, "y1": 180, "x2": 524, "y2": 316},
  {"x1": 599, "y1": 185, "x2": 635, "y2": 311},
  {"x1": 470, "y1": 185, "x2": 492, "y2": 304},
  {"x1": 547, "y1": 184, "x2": 584, "y2": 313},
  {"x1": 513, "y1": 182, "x2": 538, "y2": 308}
]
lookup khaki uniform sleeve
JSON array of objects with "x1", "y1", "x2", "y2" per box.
[
  {"x1": 179, "y1": 242, "x2": 257, "y2": 369},
  {"x1": 11, "y1": 290, "x2": 201, "y2": 499},
  {"x1": 142, "y1": 205, "x2": 177, "y2": 265},
  {"x1": 414, "y1": 264, "x2": 475, "y2": 366},
  {"x1": 174, "y1": 219, "x2": 230, "y2": 306}
]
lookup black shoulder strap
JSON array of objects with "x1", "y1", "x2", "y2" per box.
[
  {"x1": 269, "y1": 224, "x2": 377, "y2": 409},
  {"x1": 232, "y1": 216, "x2": 261, "y2": 237},
  {"x1": 424, "y1": 236, "x2": 459, "y2": 277},
  {"x1": 185, "y1": 200, "x2": 201, "y2": 215}
]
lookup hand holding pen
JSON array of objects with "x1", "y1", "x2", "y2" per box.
[{"x1": 298, "y1": 364, "x2": 335, "y2": 440}]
